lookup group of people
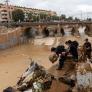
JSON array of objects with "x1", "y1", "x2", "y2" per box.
[{"x1": 51, "y1": 38, "x2": 92, "y2": 70}]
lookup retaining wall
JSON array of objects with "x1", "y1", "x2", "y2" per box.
[{"x1": 0, "y1": 27, "x2": 23, "y2": 49}]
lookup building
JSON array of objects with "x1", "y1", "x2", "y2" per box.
[
  {"x1": 0, "y1": 3, "x2": 14, "y2": 22},
  {"x1": 0, "y1": 3, "x2": 57, "y2": 22}
]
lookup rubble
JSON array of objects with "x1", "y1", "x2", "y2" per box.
[
  {"x1": 16, "y1": 61, "x2": 54, "y2": 92},
  {"x1": 58, "y1": 76, "x2": 75, "y2": 88},
  {"x1": 3, "y1": 87, "x2": 16, "y2": 92},
  {"x1": 76, "y1": 60, "x2": 92, "y2": 92},
  {"x1": 3, "y1": 59, "x2": 92, "y2": 92},
  {"x1": 57, "y1": 59, "x2": 92, "y2": 92}
]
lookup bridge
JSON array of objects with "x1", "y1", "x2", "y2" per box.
[
  {"x1": 0, "y1": 21, "x2": 92, "y2": 38},
  {"x1": 0, "y1": 21, "x2": 92, "y2": 33},
  {"x1": 1, "y1": 21, "x2": 92, "y2": 27},
  {"x1": 16, "y1": 21, "x2": 92, "y2": 35},
  {"x1": 0, "y1": 21, "x2": 92, "y2": 50}
]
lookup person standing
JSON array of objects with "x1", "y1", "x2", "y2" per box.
[
  {"x1": 42, "y1": 27, "x2": 49, "y2": 37},
  {"x1": 66, "y1": 40, "x2": 79, "y2": 62},
  {"x1": 54, "y1": 28, "x2": 58, "y2": 36},
  {"x1": 57, "y1": 48, "x2": 67, "y2": 70},
  {"x1": 83, "y1": 39, "x2": 92, "y2": 60},
  {"x1": 60, "y1": 28, "x2": 65, "y2": 36}
]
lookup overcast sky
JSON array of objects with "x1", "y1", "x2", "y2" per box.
[{"x1": 1, "y1": 0, "x2": 92, "y2": 18}]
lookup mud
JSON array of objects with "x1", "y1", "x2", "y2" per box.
[{"x1": 0, "y1": 28, "x2": 92, "y2": 92}]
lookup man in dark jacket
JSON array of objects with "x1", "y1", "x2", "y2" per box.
[
  {"x1": 73, "y1": 40, "x2": 79, "y2": 48},
  {"x1": 67, "y1": 40, "x2": 78, "y2": 62},
  {"x1": 51, "y1": 45, "x2": 67, "y2": 70},
  {"x1": 83, "y1": 38, "x2": 92, "y2": 60}
]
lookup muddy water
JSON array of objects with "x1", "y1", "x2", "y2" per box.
[
  {"x1": 0, "y1": 38, "x2": 72, "y2": 92},
  {"x1": 0, "y1": 27, "x2": 92, "y2": 91}
]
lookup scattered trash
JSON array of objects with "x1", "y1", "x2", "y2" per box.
[{"x1": 16, "y1": 61, "x2": 54, "y2": 92}]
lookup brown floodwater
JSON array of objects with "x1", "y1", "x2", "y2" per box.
[{"x1": 0, "y1": 35, "x2": 92, "y2": 92}]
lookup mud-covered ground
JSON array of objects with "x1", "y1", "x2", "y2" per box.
[{"x1": 0, "y1": 33, "x2": 92, "y2": 92}]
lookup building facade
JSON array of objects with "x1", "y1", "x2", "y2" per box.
[{"x1": 0, "y1": 3, "x2": 57, "y2": 22}]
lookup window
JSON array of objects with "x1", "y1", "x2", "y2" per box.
[
  {"x1": 2, "y1": 17, "x2": 8, "y2": 19},
  {"x1": 1, "y1": 10, "x2": 7, "y2": 12},
  {"x1": 2, "y1": 14, "x2": 7, "y2": 16}
]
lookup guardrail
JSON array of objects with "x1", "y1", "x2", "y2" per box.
[{"x1": 0, "y1": 21, "x2": 92, "y2": 27}]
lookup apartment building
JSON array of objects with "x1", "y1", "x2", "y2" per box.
[
  {"x1": 0, "y1": 4, "x2": 13, "y2": 22},
  {"x1": 0, "y1": 3, "x2": 57, "y2": 22}
]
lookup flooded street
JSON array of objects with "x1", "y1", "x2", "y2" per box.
[{"x1": 0, "y1": 27, "x2": 92, "y2": 91}]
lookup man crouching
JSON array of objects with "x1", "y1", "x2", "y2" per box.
[{"x1": 51, "y1": 45, "x2": 67, "y2": 70}]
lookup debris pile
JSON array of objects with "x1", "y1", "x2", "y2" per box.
[
  {"x1": 58, "y1": 60, "x2": 92, "y2": 92},
  {"x1": 16, "y1": 61, "x2": 54, "y2": 92},
  {"x1": 3, "y1": 59, "x2": 92, "y2": 92},
  {"x1": 76, "y1": 61, "x2": 92, "y2": 92}
]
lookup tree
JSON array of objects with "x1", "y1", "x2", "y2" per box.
[
  {"x1": 60, "y1": 14, "x2": 66, "y2": 20},
  {"x1": 32, "y1": 15, "x2": 39, "y2": 22},
  {"x1": 12, "y1": 9, "x2": 25, "y2": 22},
  {"x1": 67, "y1": 16, "x2": 73, "y2": 21},
  {"x1": 51, "y1": 16, "x2": 60, "y2": 21},
  {"x1": 75, "y1": 17, "x2": 80, "y2": 22},
  {"x1": 87, "y1": 18, "x2": 92, "y2": 22},
  {"x1": 39, "y1": 13, "x2": 48, "y2": 21},
  {"x1": 28, "y1": 12, "x2": 33, "y2": 20}
]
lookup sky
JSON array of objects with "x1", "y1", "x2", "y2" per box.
[{"x1": 1, "y1": 0, "x2": 92, "y2": 19}]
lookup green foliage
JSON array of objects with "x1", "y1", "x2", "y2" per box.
[
  {"x1": 87, "y1": 18, "x2": 92, "y2": 21},
  {"x1": 32, "y1": 15, "x2": 39, "y2": 22},
  {"x1": 28, "y1": 12, "x2": 33, "y2": 19},
  {"x1": 60, "y1": 14, "x2": 66, "y2": 20},
  {"x1": 39, "y1": 13, "x2": 48, "y2": 20},
  {"x1": 67, "y1": 16, "x2": 73, "y2": 21},
  {"x1": 51, "y1": 16, "x2": 60, "y2": 20},
  {"x1": 75, "y1": 17, "x2": 80, "y2": 22},
  {"x1": 12, "y1": 9, "x2": 25, "y2": 22}
]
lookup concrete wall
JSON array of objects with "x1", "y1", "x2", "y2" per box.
[{"x1": 0, "y1": 27, "x2": 22, "y2": 49}]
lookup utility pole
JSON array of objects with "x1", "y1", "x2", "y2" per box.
[
  {"x1": 81, "y1": 11, "x2": 83, "y2": 21},
  {"x1": 86, "y1": 9, "x2": 88, "y2": 21}
]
